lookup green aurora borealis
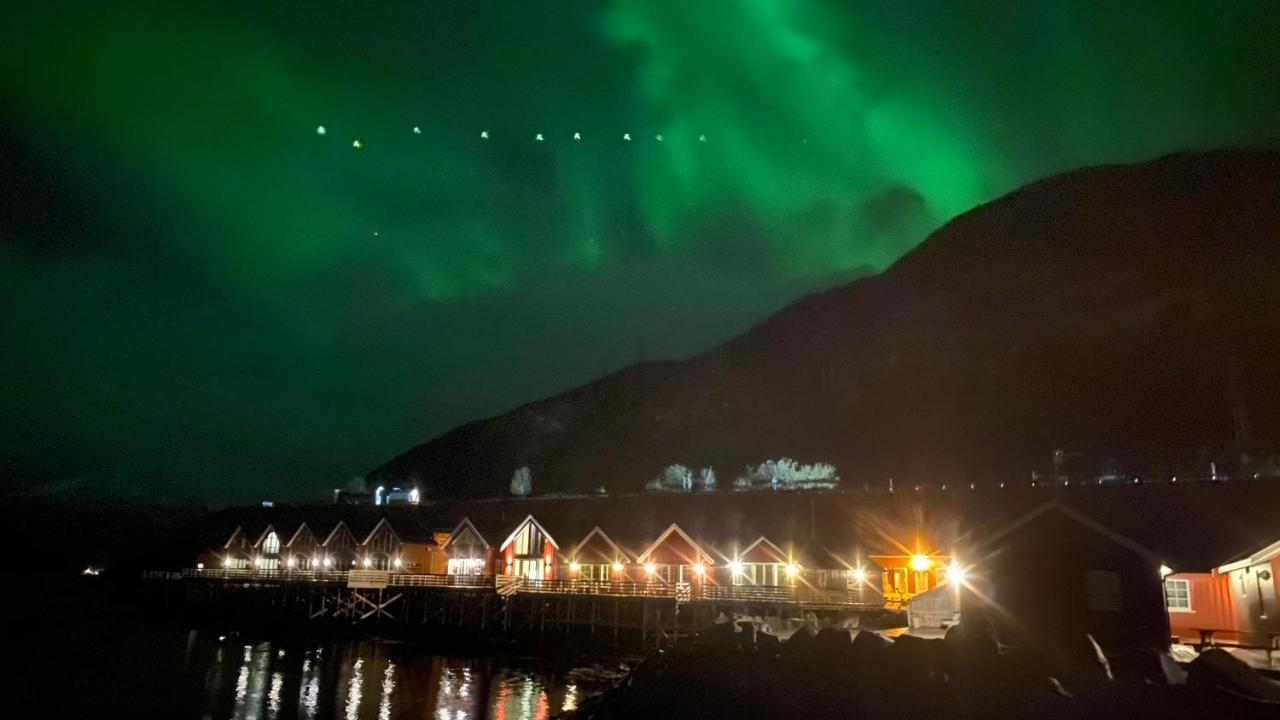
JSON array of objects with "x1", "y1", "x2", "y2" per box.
[{"x1": 2, "y1": 1, "x2": 1277, "y2": 503}]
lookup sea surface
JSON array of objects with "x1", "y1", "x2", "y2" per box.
[{"x1": 15, "y1": 574, "x2": 630, "y2": 719}]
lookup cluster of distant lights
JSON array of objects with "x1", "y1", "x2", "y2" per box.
[
  {"x1": 207, "y1": 556, "x2": 401, "y2": 566},
  {"x1": 315, "y1": 124, "x2": 711, "y2": 149},
  {"x1": 204, "y1": 553, "x2": 966, "y2": 581},
  {"x1": 884, "y1": 475, "x2": 1199, "y2": 493},
  {"x1": 562, "y1": 554, "x2": 968, "y2": 586}
]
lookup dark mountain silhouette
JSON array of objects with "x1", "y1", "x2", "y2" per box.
[{"x1": 369, "y1": 150, "x2": 1280, "y2": 498}]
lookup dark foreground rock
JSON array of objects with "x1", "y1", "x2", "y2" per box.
[{"x1": 563, "y1": 623, "x2": 1280, "y2": 720}]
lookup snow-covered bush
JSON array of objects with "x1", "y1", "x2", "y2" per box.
[
  {"x1": 646, "y1": 464, "x2": 696, "y2": 492},
  {"x1": 736, "y1": 458, "x2": 838, "y2": 490}
]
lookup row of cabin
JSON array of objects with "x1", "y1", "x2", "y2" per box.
[
  {"x1": 201, "y1": 512, "x2": 958, "y2": 601},
  {"x1": 197, "y1": 500, "x2": 1210, "y2": 656},
  {"x1": 205, "y1": 517, "x2": 450, "y2": 574}
]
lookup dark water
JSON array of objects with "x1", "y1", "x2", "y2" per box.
[
  {"x1": 15, "y1": 575, "x2": 630, "y2": 719},
  {"x1": 190, "y1": 633, "x2": 625, "y2": 719}
]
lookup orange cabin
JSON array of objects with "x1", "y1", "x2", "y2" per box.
[
  {"x1": 1166, "y1": 538, "x2": 1280, "y2": 647},
  {"x1": 870, "y1": 553, "x2": 951, "y2": 608}
]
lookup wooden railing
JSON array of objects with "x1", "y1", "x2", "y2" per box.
[
  {"x1": 183, "y1": 567, "x2": 352, "y2": 582},
  {"x1": 388, "y1": 573, "x2": 493, "y2": 589},
  {"x1": 168, "y1": 569, "x2": 881, "y2": 607},
  {"x1": 508, "y1": 578, "x2": 674, "y2": 598},
  {"x1": 702, "y1": 584, "x2": 882, "y2": 606}
]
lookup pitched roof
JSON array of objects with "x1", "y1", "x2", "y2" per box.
[
  {"x1": 441, "y1": 517, "x2": 489, "y2": 550},
  {"x1": 568, "y1": 526, "x2": 633, "y2": 564},
  {"x1": 285, "y1": 523, "x2": 317, "y2": 547},
  {"x1": 637, "y1": 523, "x2": 713, "y2": 565},
  {"x1": 322, "y1": 520, "x2": 357, "y2": 546},
  {"x1": 976, "y1": 500, "x2": 1161, "y2": 565},
  {"x1": 1217, "y1": 537, "x2": 1280, "y2": 573},
  {"x1": 738, "y1": 536, "x2": 789, "y2": 564},
  {"x1": 498, "y1": 514, "x2": 561, "y2": 551}
]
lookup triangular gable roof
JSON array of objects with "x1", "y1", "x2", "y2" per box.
[
  {"x1": 980, "y1": 501, "x2": 1161, "y2": 564},
  {"x1": 253, "y1": 524, "x2": 280, "y2": 548},
  {"x1": 569, "y1": 526, "x2": 632, "y2": 564},
  {"x1": 286, "y1": 523, "x2": 317, "y2": 548},
  {"x1": 1217, "y1": 537, "x2": 1280, "y2": 574},
  {"x1": 637, "y1": 523, "x2": 712, "y2": 565},
  {"x1": 360, "y1": 517, "x2": 403, "y2": 546},
  {"x1": 441, "y1": 517, "x2": 489, "y2": 551},
  {"x1": 739, "y1": 536, "x2": 789, "y2": 564},
  {"x1": 223, "y1": 526, "x2": 250, "y2": 549},
  {"x1": 794, "y1": 539, "x2": 850, "y2": 570},
  {"x1": 498, "y1": 514, "x2": 561, "y2": 551},
  {"x1": 322, "y1": 520, "x2": 357, "y2": 547}
]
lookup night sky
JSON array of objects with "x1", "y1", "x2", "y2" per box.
[{"x1": 2, "y1": 2, "x2": 1277, "y2": 505}]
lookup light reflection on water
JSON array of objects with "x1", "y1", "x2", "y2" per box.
[{"x1": 188, "y1": 633, "x2": 628, "y2": 720}]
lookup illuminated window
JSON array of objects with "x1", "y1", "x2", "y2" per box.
[
  {"x1": 513, "y1": 523, "x2": 543, "y2": 557},
  {"x1": 262, "y1": 532, "x2": 280, "y2": 555},
  {"x1": 1165, "y1": 579, "x2": 1192, "y2": 611}
]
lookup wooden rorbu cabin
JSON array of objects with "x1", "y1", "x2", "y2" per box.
[
  {"x1": 357, "y1": 517, "x2": 402, "y2": 570},
  {"x1": 321, "y1": 520, "x2": 359, "y2": 570},
  {"x1": 565, "y1": 526, "x2": 633, "y2": 582},
  {"x1": 729, "y1": 536, "x2": 791, "y2": 587},
  {"x1": 351, "y1": 516, "x2": 444, "y2": 573},
  {"x1": 637, "y1": 523, "x2": 714, "y2": 585},
  {"x1": 220, "y1": 527, "x2": 253, "y2": 569},
  {"x1": 870, "y1": 551, "x2": 952, "y2": 608},
  {"x1": 964, "y1": 502, "x2": 1169, "y2": 656},
  {"x1": 795, "y1": 540, "x2": 857, "y2": 591},
  {"x1": 284, "y1": 523, "x2": 320, "y2": 570},
  {"x1": 497, "y1": 515, "x2": 559, "y2": 580},
  {"x1": 252, "y1": 525, "x2": 284, "y2": 570},
  {"x1": 1167, "y1": 537, "x2": 1280, "y2": 650},
  {"x1": 441, "y1": 518, "x2": 493, "y2": 576}
]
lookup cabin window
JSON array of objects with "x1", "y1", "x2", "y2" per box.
[
  {"x1": 448, "y1": 558, "x2": 485, "y2": 575},
  {"x1": 1164, "y1": 579, "x2": 1192, "y2": 611},
  {"x1": 512, "y1": 523, "x2": 543, "y2": 557},
  {"x1": 1085, "y1": 570, "x2": 1123, "y2": 612},
  {"x1": 262, "y1": 532, "x2": 280, "y2": 555},
  {"x1": 366, "y1": 526, "x2": 398, "y2": 555}
]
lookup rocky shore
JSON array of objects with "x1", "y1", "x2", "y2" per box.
[{"x1": 564, "y1": 616, "x2": 1280, "y2": 719}]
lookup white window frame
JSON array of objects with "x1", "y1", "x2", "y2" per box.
[{"x1": 1165, "y1": 578, "x2": 1193, "y2": 612}]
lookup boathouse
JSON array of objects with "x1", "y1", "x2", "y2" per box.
[{"x1": 964, "y1": 501, "x2": 1169, "y2": 658}]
